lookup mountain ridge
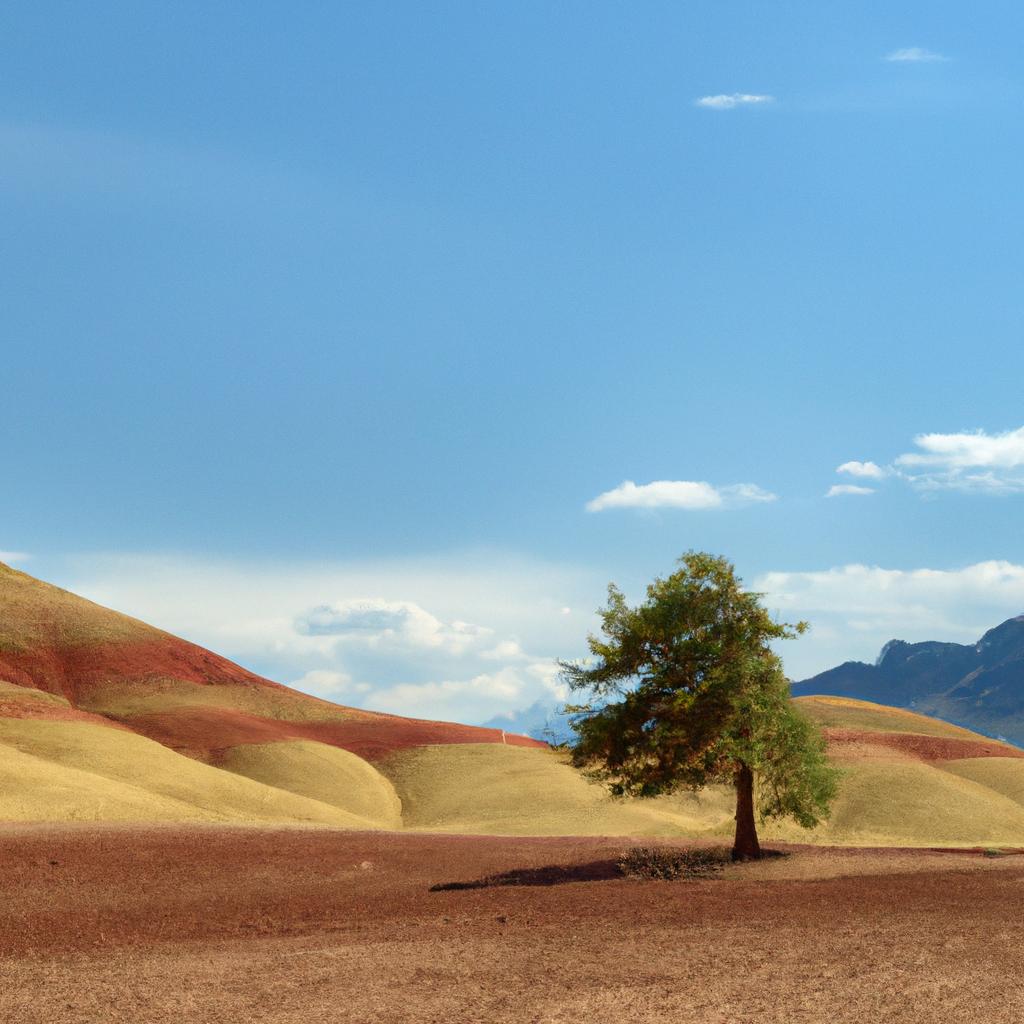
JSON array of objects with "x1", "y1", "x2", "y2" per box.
[{"x1": 792, "y1": 615, "x2": 1024, "y2": 745}]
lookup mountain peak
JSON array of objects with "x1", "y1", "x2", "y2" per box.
[{"x1": 975, "y1": 615, "x2": 1024, "y2": 662}]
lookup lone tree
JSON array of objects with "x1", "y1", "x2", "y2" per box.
[{"x1": 560, "y1": 551, "x2": 839, "y2": 860}]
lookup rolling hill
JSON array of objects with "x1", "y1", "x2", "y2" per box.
[
  {"x1": 4, "y1": 559, "x2": 1024, "y2": 846},
  {"x1": 792, "y1": 616, "x2": 1024, "y2": 746}
]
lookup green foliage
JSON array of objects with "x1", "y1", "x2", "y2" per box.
[
  {"x1": 617, "y1": 845, "x2": 731, "y2": 880},
  {"x1": 561, "y1": 551, "x2": 840, "y2": 831}
]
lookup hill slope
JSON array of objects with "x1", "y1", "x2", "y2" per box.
[
  {"x1": 5, "y1": 561, "x2": 1024, "y2": 845},
  {"x1": 0, "y1": 561, "x2": 545, "y2": 761},
  {"x1": 792, "y1": 616, "x2": 1024, "y2": 745},
  {"x1": 0, "y1": 560, "x2": 542, "y2": 828}
]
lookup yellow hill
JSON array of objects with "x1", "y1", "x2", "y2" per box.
[
  {"x1": 940, "y1": 757, "x2": 1024, "y2": 808},
  {"x1": 0, "y1": 720, "x2": 384, "y2": 828},
  {"x1": 219, "y1": 739, "x2": 403, "y2": 829},
  {"x1": 794, "y1": 695, "x2": 989, "y2": 739},
  {"x1": 379, "y1": 743, "x2": 735, "y2": 837}
]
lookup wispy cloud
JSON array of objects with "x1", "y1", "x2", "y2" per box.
[
  {"x1": 885, "y1": 47, "x2": 948, "y2": 63},
  {"x1": 826, "y1": 484, "x2": 875, "y2": 498},
  {"x1": 0, "y1": 551, "x2": 30, "y2": 565},
  {"x1": 837, "y1": 460, "x2": 887, "y2": 480},
  {"x1": 834, "y1": 427, "x2": 1024, "y2": 494},
  {"x1": 895, "y1": 426, "x2": 1024, "y2": 492},
  {"x1": 586, "y1": 479, "x2": 776, "y2": 512},
  {"x1": 695, "y1": 93, "x2": 774, "y2": 110}
]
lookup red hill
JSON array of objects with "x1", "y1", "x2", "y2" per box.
[{"x1": 0, "y1": 560, "x2": 545, "y2": 761}]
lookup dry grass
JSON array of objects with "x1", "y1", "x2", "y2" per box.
[
  {"x1": 81, "y1": 680, "x2": 353, "y2": 722},
  {"x1": 7, "y1": 717, "x2": 1024, "y2": 847},
  {"x1": 0, "y1": 680, "x2": 70, "y2": 707},
  {"x1": 941, "y1": 756, "x2": 1024, "y2": 807},
  {"x1": 380, "y1": 742, "x2": 736, "y2": 837},
  {"x1": 765, "y1": 758, "x2": 1024, "y2": 847},
  {"x1": 219, "y1": 739, "x2": 402, "y2": 828},
  {"x1": 0, "y1": 720, "x2": 378, "y2": 827},
  {"x1": 794, "y1": 694, "x2": 984, "y2": 738},
  {"x1": 381, "y1": 736, "x2": 1024, "y2": 848},
  {"x1": 0, "y1": 561, "x2": 156, "y2": 648}
]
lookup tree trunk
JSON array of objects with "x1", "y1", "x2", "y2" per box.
[{"x1": 732, "y1": 762, "x2": 761, "y2": 861}]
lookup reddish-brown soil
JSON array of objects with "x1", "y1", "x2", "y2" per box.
[
  {"x1": 2, "y1": 633, "x2": 545, "y2": 759},
  {"x1": 0, "y1": 635, "x2": 290, "y2": 703},
  {"x1": 2, "y1": 825, "x2": 1023, "y2": 1023},
  {"x1": 123, "y1": 705, "x2": 548, "y2": 762},
  {"x1": 822, "y1": 727, "x2": 1024, "y2": 762}
]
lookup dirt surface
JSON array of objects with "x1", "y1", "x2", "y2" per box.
[
  {"x1": 2, "y1": 825, "x2": 1023, "y2": 1023},
  {"x1": 823, "y1": 727, "x2": 1024, "y2": 762},
  {"x1": 125, "y1": 706, "x2": 547, "y2": 762}
]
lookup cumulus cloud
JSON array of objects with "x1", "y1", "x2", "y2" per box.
[
  {"x1": 290, "y1": 669, "x2": 372, "y2": 698},
  {"x1": 895, "y1": 426, "x2": 1024, "y2": 492},
  {"x1": 367, "y1": 661, "x2": 565, "y2": 723},
  {"x1": 885, "y1": 47, "x2": 947, "y2": 63},
  {"x1": 836, "y1": 461, "x2": 887, "y2": 479},
  {"x1": 586, "y1": 480, "x2": 776, "y2": 512},
  {"x1": 826, "y1": 484, "x2": 875, "y2": 497},
  {"x1": 695, "y1": 93, "x2": 774, "y2": 110},
  {"x1": 833, "y1": 427, "x2": 1024, "y2": 494},
  {"x1": 296, "y1": 598, "x2": 491, "y2": 654},
  {"x1": 755, "y1": 560, "x2": 1024, "y2": 679}
]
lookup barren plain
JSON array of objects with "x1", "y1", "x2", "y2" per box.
[{"x1": 3, "y1": 824, "x2": 1023, "y2": 1024}]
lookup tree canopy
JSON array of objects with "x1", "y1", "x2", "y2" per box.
[{"x1": 560, "y1": 551, "x2": 839, "y2": 860}]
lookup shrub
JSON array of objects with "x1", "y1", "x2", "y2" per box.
[{"x1": 617, "y1": 846, "x2": 731, "y2": 881}]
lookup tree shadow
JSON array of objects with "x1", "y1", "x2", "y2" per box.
[{"x1": 429, "y1": 859, "x2": 622, "y2": 891}]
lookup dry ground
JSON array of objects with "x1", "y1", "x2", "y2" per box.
[{"x1": 2, "y1": 825, "x2": 1024, "y2": 1023}]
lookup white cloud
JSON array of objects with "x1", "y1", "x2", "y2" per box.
[
  {"x1": 695, "y1": 93, "x2": 774, "y2": 110},
  {"x1": 755, "y1": 560, "x2": 1024, "y2": 679},
  {"x1": 885, "y1": 47, "x2": 948, "y2": 63},
  {"x1": 290, "y1": 669, "x2": 372, "y2": 698},
  {"x1": 895, "y1": 426, "x2": 1024, "y2": 492},
  {"x1": 0, "y1": 551, "x2": 30, "y2": 565},
  {"x1": 368, "y1": 662, "x2": 565, "y2": 723},
  {"x1": 296, "y1": 598, "x2": 492, "y2": 655},
  {"x1": 826, "y1": 484, "x2": 875, "y2": 497},
  {"x1": 586, "y1": 480, "x2": 776, "y2": 512},
  {"x1": 480, "y1": 639, "x2": 528, "y2": 661},
  {"x1": 836, "y1": 460, "x2": 887, "y2": 479}
]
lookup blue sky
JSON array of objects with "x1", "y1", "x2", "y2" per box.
[{"x1": 5, "y1": 3, "x2": 1024, "y2": 723}]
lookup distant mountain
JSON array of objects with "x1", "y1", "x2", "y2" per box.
[{"x1": 792, "y1": 616, "x2": 1024, "y2": 746}]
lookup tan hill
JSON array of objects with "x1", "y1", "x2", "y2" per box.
[
  {"x1": 4, "y1": 560, "x2": 1024, "y2": 846},
  {"x1": 791, "y1": 617, "x2": 1024, "y2": 746}
]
